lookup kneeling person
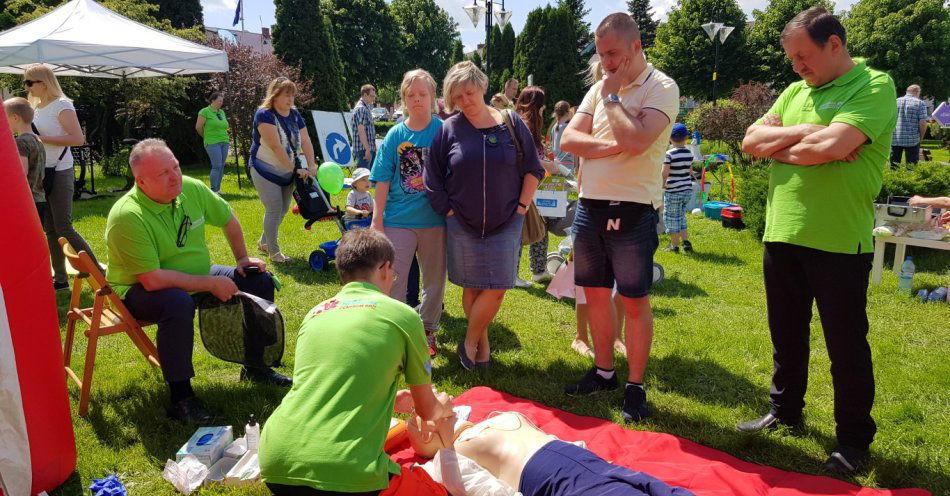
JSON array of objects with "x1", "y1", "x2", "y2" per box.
[
  {"x1": 105, "y1": 139, "x2": 290, "y2": 424},
  {"x1": 260, "y1": 228, "x2": 455, "y2": 495}
]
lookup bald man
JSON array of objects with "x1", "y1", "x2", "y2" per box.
[
  {"x1": 891, "y1": 84, "x2": 930, "y2": 166},
  {"x1": 105, "y1": 138, "x2": 290, "y2": 424}
]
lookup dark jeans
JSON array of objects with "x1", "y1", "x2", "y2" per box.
[
  {"x1": 45, "y1": 168, "x2": 98, "y2": 283},
  {"x1": 123, "y1": 265, "x2": 275, "y2": 383},
  {"x1": 763, "y1": 242, "x2": 876, "y2": 450},
  {"x1": 266, "y1": 483, "x2": 380, "y2": 496},
  {"x1": 890, "y1": 144, "x2": 919, "y2": 166}
]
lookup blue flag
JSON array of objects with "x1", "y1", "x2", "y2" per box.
[{"x1": 232, "y1": 0, "x2": 242, "y2": 27}]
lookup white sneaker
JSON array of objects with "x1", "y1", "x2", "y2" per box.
[
  {"x1": 532, "y1": 271, "x2": 553, "y2": 283},
  {"x1": 514, "y1": 278, "x2": 532, "y2": 288}
]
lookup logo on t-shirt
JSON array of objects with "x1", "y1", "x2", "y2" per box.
[{"x1": 396, "y1": 141, "x2": 428, "y2": 194}]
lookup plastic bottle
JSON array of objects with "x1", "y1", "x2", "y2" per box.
[
  {"x1": 898, "y1": 256, "x2": 915, "y2": 295},
  {"x1": 245, "y1": 414, "x2": 260, "y2": 451}
]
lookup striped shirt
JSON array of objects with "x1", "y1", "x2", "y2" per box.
[
  {"x1": 892, "y1": 94, "x2": 929, "y2": 147},
  {"x1": 664, "y1": 147, "x2": 693, "y2": 193}
]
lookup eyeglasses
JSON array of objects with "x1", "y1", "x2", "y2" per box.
[
  {"x1": 176, "y1": 214, "x2": 192, "y2": 248},
  {"x1": 23, "y1": 80, "x2": 40, "y2": 87},
  {"x1": 380, "y1": 261, "x2": 397, "y2": 281},
  {"x1": 216, "y1": 111, "x2": 223, "y2": 121}
]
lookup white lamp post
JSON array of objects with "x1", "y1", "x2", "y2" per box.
[
  {"x1": 701, "y1": 21, "x2": 734, "y2": 103},
  {"x1": 462, "y1": 0, "x2": 511, "y2": 80}
]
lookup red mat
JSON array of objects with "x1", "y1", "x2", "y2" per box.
[{"x1": 389, "y1": 387, "x2": 930, "y2": 496}]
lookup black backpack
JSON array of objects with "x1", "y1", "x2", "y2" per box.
[{"x1": 293, "y1": 174, "x2": 338, "y2": 229}]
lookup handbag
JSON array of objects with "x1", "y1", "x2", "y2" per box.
[{"x1": 499, "y1": 109, "x2": 546, "y2": 245}]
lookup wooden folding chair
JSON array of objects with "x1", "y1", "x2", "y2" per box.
[{"x1": 59, "y1": 237, "x2": 160, "y2": 417}]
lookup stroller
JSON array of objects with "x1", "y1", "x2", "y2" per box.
[{"x1": 291, "y1": 174, "x2": 370, "y2": 271}]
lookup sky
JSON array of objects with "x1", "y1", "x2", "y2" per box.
[{"x1": 201, "y1": 0, "x2": 861, "y2": 52}]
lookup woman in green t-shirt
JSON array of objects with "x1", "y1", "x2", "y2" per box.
[{"x1": 195, "y1": 91, "x2": 230, "y2": 193}]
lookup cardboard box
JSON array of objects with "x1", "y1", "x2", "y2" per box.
[
  {"x1": 176, "y1": 426, "x2": 233, "y2": 468},
  {"x1": 535, "y1": 176, "x2": 569, "y2": 218}
]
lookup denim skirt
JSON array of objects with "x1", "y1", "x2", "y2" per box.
[{"x1": 446, "y1": 214, "x2": 524, "y2": 289}]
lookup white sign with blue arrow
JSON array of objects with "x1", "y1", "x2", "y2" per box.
[{"x1": 311, "y1": 110, "x2": 354, "y2": 167}]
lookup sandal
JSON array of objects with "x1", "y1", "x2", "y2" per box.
[
  {"x1": 571, "y1": 339, "x2": 594, "y2": 358},
  {"x1": 613, "y1": 339, "x2": 627, "y2": 357},
  {"x1": 270, "y1": 253, "x2": 293, "y2": 263},
  {"x1": 257, "y1": 240, "x2": 268, "y2": 254}
]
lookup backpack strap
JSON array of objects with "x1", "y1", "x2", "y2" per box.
[
  {"x1": 501, "y1": 109, "x2": 524, "y2": 166},
  {"x1": 30, "y1": 122, "x2": 68, "y2": 161}
]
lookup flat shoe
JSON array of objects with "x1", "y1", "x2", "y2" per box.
[{"x1": 457, "y1": 341, "x2": 477, "y2": 370}]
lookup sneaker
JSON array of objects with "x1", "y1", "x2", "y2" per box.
[
  {"x1": 736, "y1": 412, "x2": 804, "y2": 433},
  {"x1": 53, "y1": 280, "x2": 70, "y2": 291},
  {"x1": 532, "y1": 271, "x2": 553, "y2": 283},
  {"x1": 621, "y1": 384, "x2": 651, "y2": 422},
  {"x1": 240, "y1": 367, "x2": 292, "y2": 387},
  {"x1": 823, "y1": 446, "x2": 869, "y2": 475},
  {"x1": 663, "y1": 245, "x2": 679, "y2": 253},
  {"x1": 564, "y1": 367, "x2": 618, "y2": 396},
  {"x1": 425, "y1": 329, "x2": 438, "y2": 357},
  {"x1": 682, "y1": 240, "x2": 693, "y2": 252},
  {"x1": 166, "y1": 396, "x2": 213, "y2": 424},
  {"x1": 514, "y1": 278, "x2": 532, "y2": 288}
]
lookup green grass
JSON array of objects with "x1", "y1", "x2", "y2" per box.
[{"x1": 53, "y1": 163, "x2": 949, "y2": 495}]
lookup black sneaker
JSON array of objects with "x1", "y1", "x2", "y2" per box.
[
  {"x1": 621, "y1": 384, "x2": 651, "y2": 422},
  {"x1": 663, "y1": 245, "x2": 680, "y2": 253},
  {"x1": 240, "y1": 367, "x2": 292, "y2": 387},
  {"x1": 564, "y1": 367, "x2": 618, "y2": 396},
  {"x1": 824, "y1": 446, "x2": 869, "y2": 475},
  {"x1": 53, "y1": 280, "x2": 70, "y2": 291},
  {"x1": 736, "y1": 412, "x2": 804, "y2": 433},
  {"x1": 166, "y1": 396, "x2": 213, "y2": 424},
  {"x1": 682, "y1": 240, "x2": 693, "y2": 252}
]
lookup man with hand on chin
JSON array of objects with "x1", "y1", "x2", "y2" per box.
[
  {"x1": 559, "y1": 13, "x2": 679, "y2": 423},
  {"x1": 738, "y1": 7, "x2": 896, "y2": 475},
  {"x1": 105, "y1": 139, "x2": 290, "y2": 424}
]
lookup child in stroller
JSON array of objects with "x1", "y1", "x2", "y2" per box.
[{"x1": 291, "y1": 169, "x2": 371, "y2": 271}]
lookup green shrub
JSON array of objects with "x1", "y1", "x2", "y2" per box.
[
  {"x1": 878, "y1": 162, "x2": 950, "y2": 201},
  {"x1": 735, "y1": 164, "x2": 771, "y2": 240},
  {"x1": 375, "y1": 120, "x2": 397, "y2": 137},
  {"x1": 101, "y1": 148, "x2": 131, "y2": 178}
]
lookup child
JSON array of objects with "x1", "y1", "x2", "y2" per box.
[
  {"x1": 4, "y1": 97, "x2": 46, "y2": 219},
  {"x1": 662, "y1": 123, "x2": 694, "y2": 253},
  {"x1": 344, "y1": 167, "x2": 374, "y2": 224}
]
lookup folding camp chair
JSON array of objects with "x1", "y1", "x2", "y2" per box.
[{"x1": 59, "y1": 237, "x2": 160, "y2": 417}]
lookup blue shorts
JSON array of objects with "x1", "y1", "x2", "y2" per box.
[
  {"x1": 662, "y1": 190, "x2": 692, "y2": 234},
  {"x1": 572, "y1": 199, "x2": 659, "y2": 298},
  {"x1": 520, "y1": 441, "x2": 694, "y2": 496}
]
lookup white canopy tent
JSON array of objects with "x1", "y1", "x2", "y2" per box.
[{"x1": 0, "y1": 0, "x2": 228, "y2": 77}]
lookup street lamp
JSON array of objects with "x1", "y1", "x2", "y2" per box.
[
  {"x1": 462, "y1": 0, "x2": 511, "y2": 81},
  {"x1": 701, "y1": 21, "x2": 734, "y2": 103}
]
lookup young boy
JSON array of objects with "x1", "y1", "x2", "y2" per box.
[
  {"x1": 662, "y1": 123, "x2": 695, "y2": 253},
  {"x1": 4, "y1": 97, "x2": 46, "y2": 218},
  {"x1": 259, "y1": 228, "x2": 453, "y2": 496},
  {"x1": 344, "y1": 167, "x2": 375, "y2": 224}
]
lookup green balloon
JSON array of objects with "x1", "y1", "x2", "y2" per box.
[{"x1": 317, "y1": 162, "x2": 345, "y2": 194}]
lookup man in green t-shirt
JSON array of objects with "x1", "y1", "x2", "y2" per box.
[
  {"x1": 105, "y1": 138, "x2": 290, "y2": 424},
  {"x1": 737, "y1": 7, "x2": 896, "y2": 475},
  {"x1": 259, "y1": 228, "x2": 455, "y2": 495}
]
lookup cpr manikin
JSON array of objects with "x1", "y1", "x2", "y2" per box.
[{"x1": 408, "y1": 412, "x2": 695, "y2": 496}]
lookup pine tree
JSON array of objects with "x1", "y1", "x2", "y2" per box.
[
  {"x1": 273, "y1": 0, "x2": 347, "y2": 111},
  {"x1": 556, "y1": 0, "x2": 592, "y2": 54},
  {"x1": 448, "y1": 39, "x2": 465, "y2": 67},
  {"x1": 514, "y1": 6, "x2": 585, "y2": 107},
  {"x1": 150, "y1": 0, "x2": 203, "y2": 29},
  {"x1": 390, "y1": 0, "x2": 460, "y2": 86},
  {"x1": 746, "y1": 0, "x2": 833, "y2": 88},
  {"x1": 627, "y1": 0, "x2": 658, "y2": 48},
  {"x1": 324, "y1": 0, "x2": 405, "y2": 91}
]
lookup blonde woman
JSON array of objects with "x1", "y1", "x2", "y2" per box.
[
  {"x1": 249, "y1": 77, "x2": 316, "y2": 263},
  {"x1": 370, "y1": 69, "x2": 446, "y2": 357},
  {"x1": 23, "y1": 64, "x2": 98, "y2": 291},
  {"x1": 490, "y1": 93, "x2": 510, "y2": 110},
  {"x1": 424, "y1": 61, "x2": 544, "y2": 370}
]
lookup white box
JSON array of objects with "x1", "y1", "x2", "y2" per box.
[
  {"x1": 176, "y1": 426, "x2": 233, "y2": 468},
  {"x1": 535, "y1": 176, "x2": 569, "y2": 218}
]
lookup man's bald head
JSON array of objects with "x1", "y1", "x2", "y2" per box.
[
  {"x1": 129, "y1": 138, "x2": 175, "y2": 176},
  {"x1": 907, "y1": 84, "x2": 921, "y2": 96},
  {"x1": 595, "y1": 13, "x2": 641, "y2": 43},
  {"x1": 129, "y1": 138, "x2": 183, "y2": 204}
]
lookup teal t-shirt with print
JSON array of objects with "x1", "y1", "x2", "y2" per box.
[
  {"x1": 370, "y1": 118, "x2": 445, "y2": 228},
  {"x1": 761, "y1": 59, "x2": 896, "y2": 254}
]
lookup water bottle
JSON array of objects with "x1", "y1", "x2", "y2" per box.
[
  {"x1": 898, "y1": 256, "x2": 915, "y2": 295},
  {"x1": 245, "y1": 414, "x2": 260, "y2": 451},
  {"x1": 927, "y1": 287, "x2": 948, "y2": 303}
]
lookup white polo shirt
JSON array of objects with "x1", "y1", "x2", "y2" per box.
[{"x1": 576, "y1": 63, "x2": 679, "y2": 206}]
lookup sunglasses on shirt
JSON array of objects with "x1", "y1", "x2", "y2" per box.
[
  {"x1": 216, "y1": 111, "x2": 223, "y2": 120},
  {"x1": 177, "y1": 214, "x2": 192, "y2": 248}
]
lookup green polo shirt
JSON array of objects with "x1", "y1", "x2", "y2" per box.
[
  {"x1": 259, "y1": 282, "x2": 431, "y2": 493},
  {"x1": 199, "y1": 106, "x2": 230, "y2": 147},
  {"x1": 105, "y1": 176, "x2": 233, "y2": 298},
  {"x1": 761, "y1": 59, "x2": 896, "y2": 254}
]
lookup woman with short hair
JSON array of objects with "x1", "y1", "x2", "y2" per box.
[
  {"x1": 24, "y1": 63, "x2": 98, "y2": 291},
  {"x1": 424, "y1": 61, "x2": 544, "y2": 370},
  {"x1": 195, "y1": 91, "x2": 230, "y2": 193},
  {"x1": 249, "y1": 77, "x2": 316, "y2": 263}
]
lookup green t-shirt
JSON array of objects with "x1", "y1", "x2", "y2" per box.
[
  {"x1": 259, "y1": 282, "x2": 431, "y2": 492},
  {"x1": 761, "y1": 59, "x2": 896, "y2": 254},
  {"x1": 105, "y1": 176, "x2": 233, "y2": 298},
  {"x1": 199, "y1": 106, "x2": 230, "y2": 146}
]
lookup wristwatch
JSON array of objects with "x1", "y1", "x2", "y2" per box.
[{"x1": 604, "y1": 93, "x2": 622, "y2": 105}]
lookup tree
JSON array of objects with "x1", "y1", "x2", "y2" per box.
[
  {"x1": 650, "y1": 0, "x2": 751, "y2": 101},
  {"x1": 207, "y1": 37, "x2": 314, "y2": 167},
  {"x1": 486, "y1": 23, "x2": 516, "y2": 92},
  {"x1": 627, "y1": 0, "x2": 659, "y2": 49},
  {"x1": 556, "y1": 0, "x2": 592, "y2": 54},
  {"x1": 448, "y1": 39, "x2": 464, "y2": 67},
  {"x1": 470, "y1": 50, "x2": 483, "y2": 71},
  {"x1": 746, "y1": 0, "x2": 833, "y2": 89},
  {"x1": 844, "y1": 0, "x2": 950, "y2": 96},
  {"x1": 389, "y1": 0, "x2": 460, "y2": 86},
  {"x1": 324, "y1": 0, "x2": 405, "y2": 93},
  {"x1": 500, "y1": 23, "x2": 516, "y2": 72},
  {"x1": 273, "y1": 0, "x2": 347, "y2": 111},
  {"x1": 150, "y1": 0, "x2": 203, "y2": 29},
  {"x1": 514, "y1": 6, "x2": 586, "y2": 109}
]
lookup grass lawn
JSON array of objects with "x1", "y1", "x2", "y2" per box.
[{"x1": 51, "y1": 162, "x2": 949, "y2": 495}]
